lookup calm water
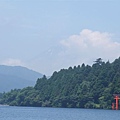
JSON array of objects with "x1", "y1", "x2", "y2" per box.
[{"x1": 0, "y1": 106, "x2": 120, "y2": 120}]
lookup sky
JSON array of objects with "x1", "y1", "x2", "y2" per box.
[{"x1": 0, "y1": 0, "x2": 120, "y2": 75}]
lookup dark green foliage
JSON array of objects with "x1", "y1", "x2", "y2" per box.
[{"x1": 0, "y1": 57, "x2": 120, "y2": 109}]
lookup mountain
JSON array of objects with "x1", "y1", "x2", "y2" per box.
[
  {"x1": 0, "y1": 57, "x2": 120, "y2": 109},
  {"x1": 34, "y1": 57, "x2": 120, "y2": 109},
  {"x1": 0, "y1": 65, "x2": 43, "y2": 92}
]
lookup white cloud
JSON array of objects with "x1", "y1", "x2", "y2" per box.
[
  {"x1": 1, "y1": 58, "x2": 24, "y2": 66},
  {"x1": 60, "y1": 29, "x2": 120, "y2": 65}
]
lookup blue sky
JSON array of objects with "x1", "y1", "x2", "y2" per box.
[{"x1": 0, "y1": 0, "x2": 120, "y2": 75}]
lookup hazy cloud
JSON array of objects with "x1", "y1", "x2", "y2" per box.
[{"x1": 2, "y1": 58, "x2": 24, "y2": 66}]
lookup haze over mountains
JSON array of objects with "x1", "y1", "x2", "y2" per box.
[{"x1": 0, "y1": 65, "x2": 43, "y2": 92}]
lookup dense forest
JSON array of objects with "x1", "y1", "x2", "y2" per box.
[{"x1": 0, "y1": 57, "x2": 120, "y2": 109}]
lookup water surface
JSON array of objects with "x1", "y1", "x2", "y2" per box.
[{"x1": 0, "y1": 106, "x2": 120, "y2": 120}]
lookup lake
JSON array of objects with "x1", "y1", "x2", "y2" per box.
[{"x1": 0, "y1": 106, "x2": 120, "y2": 120}]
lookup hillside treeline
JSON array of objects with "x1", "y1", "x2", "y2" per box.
[{"x1": 0, "y1": 58, "x2": 120, "y2": 109}]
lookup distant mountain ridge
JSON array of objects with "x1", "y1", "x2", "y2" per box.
[{"x1": 0, "y1": 65, "x2": 43, "y2": 92}]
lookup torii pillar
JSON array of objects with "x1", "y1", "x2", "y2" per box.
[
  {"x1": 112, "y1": 103, "x2": 115, "y2": 110},
  {"x1": 114, "y1": 95, "x2": 120, "y2": 110}
]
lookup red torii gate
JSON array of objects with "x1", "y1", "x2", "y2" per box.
[{"x1": 112, "y1": 94, "x2": 120, "y2": 110}]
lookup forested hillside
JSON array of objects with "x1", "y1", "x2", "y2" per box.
[{"x1": 0, "y1": 57, "x2": 120, "y2": 109}]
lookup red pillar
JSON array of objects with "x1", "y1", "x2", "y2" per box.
[
  {"x1": 112, "y1": 103, "x2": 115, "y2": 110},
  {"x1": 114, "y1": 96, "x2": 119, "y2": 110}
]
